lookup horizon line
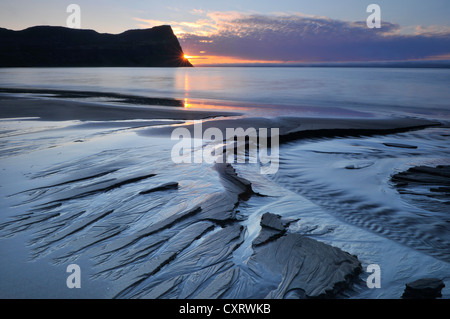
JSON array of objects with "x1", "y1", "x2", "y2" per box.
[{"x1": 192, "y1": 60, "x2": 450, "y2": 68}]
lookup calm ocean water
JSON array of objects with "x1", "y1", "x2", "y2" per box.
[{"x1": 0, "y1": 67, "x2": 449, "y2": 119}]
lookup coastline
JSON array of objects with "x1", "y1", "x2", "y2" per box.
[{"x1": 0, "y1": 89, "x2": 449, "y2": 299}]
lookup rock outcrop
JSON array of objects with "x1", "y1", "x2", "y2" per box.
[
  {"x1": 249, "y1": 213, "x2": 362, "y2": 298},
  {"x1": 402, "y1": 278, "x2": 445, "y2": 299},
  {"x1": 0, "y1": 25, "x2": 193, "y2": 67}
]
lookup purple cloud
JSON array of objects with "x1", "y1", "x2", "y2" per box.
[{"x1": 179, "y1": 14, "x2": 450, "y2": 62}]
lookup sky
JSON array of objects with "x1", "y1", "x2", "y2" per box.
[{"x1": 1, "y1": 0, "x2": 450, "y2": 65}]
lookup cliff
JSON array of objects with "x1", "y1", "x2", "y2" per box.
[{"x1": 0, "y1": 25, "x2": 193, "y2": 67}]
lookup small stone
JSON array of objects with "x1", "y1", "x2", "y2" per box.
[
  {"x1": 252, "y1": 227, "x2": 283, "y2": 247},
  {"x1": 402, "y1": 278, "x2": 445, "y2": 299},
  {"x1": 260, "y1": 212, "x2": 286, "y2": 231}
]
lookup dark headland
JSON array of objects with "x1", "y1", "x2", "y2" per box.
[{"x1": 0, "y1": 25, "x2": 193, "y2": 67}]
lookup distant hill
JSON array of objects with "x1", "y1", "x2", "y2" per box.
[{"x1": 0, "y1": 25, "x2": 193, "y2": 67}]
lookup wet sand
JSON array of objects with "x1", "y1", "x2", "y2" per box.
[{"x1": 0, "y1": 91, "x2": 447, "y2": 299}]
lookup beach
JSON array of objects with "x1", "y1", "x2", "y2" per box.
[{"x1": 0, "y1": 67, "x2": 449, "y2": 299}]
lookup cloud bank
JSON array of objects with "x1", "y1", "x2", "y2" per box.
[{"x1": 136, "y1": 12, "x2": 450, "y2": 64}]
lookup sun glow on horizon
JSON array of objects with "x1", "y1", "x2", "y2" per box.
[{"x1": 185, "y1": 54, "x2": 287, "y2": 66}]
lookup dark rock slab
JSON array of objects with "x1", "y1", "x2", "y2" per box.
[
  {"x1": 253, "y1": 213, "x2": 297, "y2": 247},
  {"x1": 260, "y1": 212, "x2": 286, "y2": 231},
  {"x1": 249, "y1": 213, "x2": 361, "y2": 298},
  {"x1": 402, "y1": 278, "x2": 445, "y2": 299},
  {"x1": 252, "y1": 227, "x2": 283, "y2": 247}
]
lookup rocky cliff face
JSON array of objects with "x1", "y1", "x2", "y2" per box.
[{"x1": 0, "y1": 25, "x2": 193, "y2": 67}]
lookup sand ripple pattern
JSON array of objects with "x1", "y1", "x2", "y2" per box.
[{"x1": 271, "y1": 127, "x2": 450, "y2": 262}]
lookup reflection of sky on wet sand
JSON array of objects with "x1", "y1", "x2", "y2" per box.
[
  {"x1": 1, "y1": 68, "x2": 449, "y2": 121},
  {"x1": 181, "y1": 69, "x2": 253, "y2": 112},
  {"x1": 183, "y1": 97, "x2": 254, "y2": 112},
  {"x1": 180, "y1": 70, "x2": 376, "y2": 118},
  {"x1": 181, "y1": 96, "x2": 376, "y2": 119}
]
